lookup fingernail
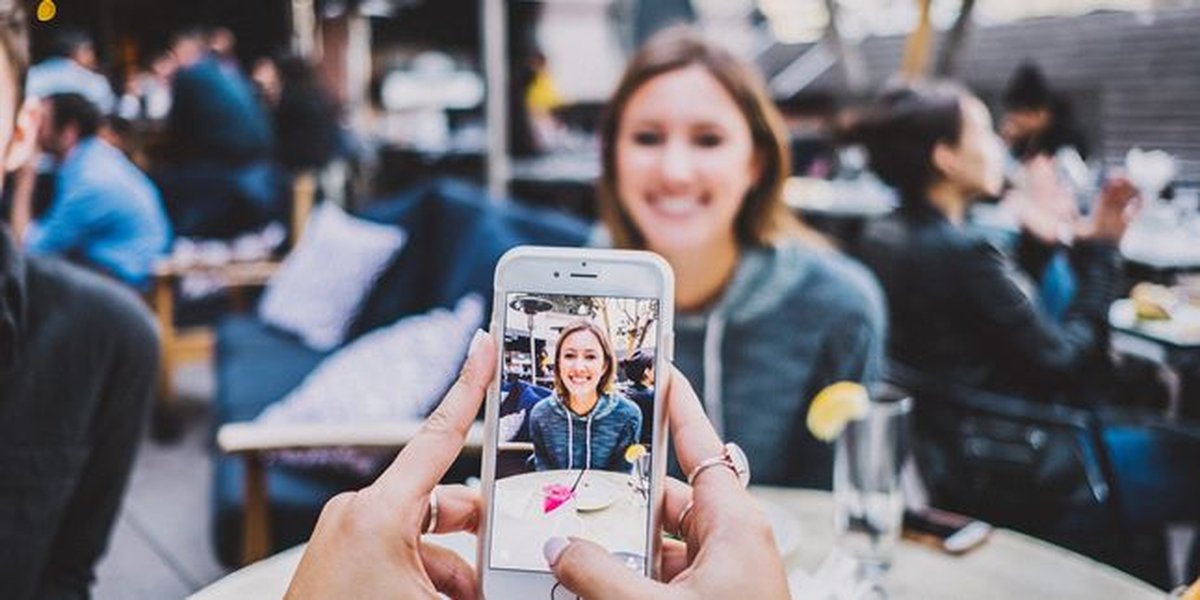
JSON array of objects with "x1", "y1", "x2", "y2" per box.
[
  {"x1": 543, "y1": 536, "x2": 569, "y2": 567},
  {"x1": 467, "y1": 329, "x2": 487, "y2": 357}
]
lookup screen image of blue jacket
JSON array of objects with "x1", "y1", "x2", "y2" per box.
[{"x1": 528, "y1": 393, "x2": 642, "y2": 472}]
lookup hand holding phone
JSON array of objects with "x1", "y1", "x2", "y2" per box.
[
  {"x1": 284, "y1": 331, "x2": 498, "y2": 599},
  {"x1": 545, "y1": 368, "x2": 791, "y2": 599}
]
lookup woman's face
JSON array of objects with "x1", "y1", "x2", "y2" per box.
[
  {"x1": 614, "y1": 65, "x2": 759, "y2": 256},
  {"x1": 936, "y1": 96, "x2": 1007, "y2": 199},
  {"x1": 557, "y1": 329, "x2": 606, "y2": 399}
]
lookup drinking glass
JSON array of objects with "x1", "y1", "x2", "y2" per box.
[{"x1": 833, "y1": 386, "x2": 912, "y2": 582}]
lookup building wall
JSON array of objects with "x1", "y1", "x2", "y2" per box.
[{"x1": 788, "y1": 8, "x2": 1200, "y2": 181}]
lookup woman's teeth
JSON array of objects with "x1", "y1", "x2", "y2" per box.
[{"x1": 652, "y1": 196, "x2": 702, "y2": 216}]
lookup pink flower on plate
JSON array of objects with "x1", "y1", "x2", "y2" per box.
[{"x1": 542, "y1": 483, "x2": 574, "y2": 514}]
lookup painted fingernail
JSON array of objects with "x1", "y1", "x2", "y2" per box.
[
  {"x1": 543, "y1": 536, "x2": 569, "y2": 567},
  {"x1": 467, "y1": 329, "x2": 487, "y2": 357}
]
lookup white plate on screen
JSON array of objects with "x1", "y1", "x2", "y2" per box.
[{"x1": 574, "y1": 476, "x2": 623, "y2": 512}]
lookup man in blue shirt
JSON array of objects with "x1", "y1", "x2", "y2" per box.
[{"x1": 25, "y1": 92, "x2": 171, "y2": 288}]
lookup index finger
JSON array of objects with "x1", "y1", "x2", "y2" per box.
[
  {"x1": 665, "y1": 366, "x2": 726, "y2": 476},
  {"x1": 374, "y1": 330, "x2": 497, "y2": 502}
]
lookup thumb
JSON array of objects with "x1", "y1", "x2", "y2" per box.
[{"x1": 544, "y1": 537, "x2": 668, "y2": 600}]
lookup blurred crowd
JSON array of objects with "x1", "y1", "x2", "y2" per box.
[{"x1": 4, "y1": 24, "x2": 345, "y2": 290}]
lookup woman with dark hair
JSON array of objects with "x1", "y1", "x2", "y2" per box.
[
  {"x1": 852, "y1": 82, "x2": 1137, "y2": 401},
  {"x1": 999, "y1": 62, "x2": 1093, "y2": 321},
  {"x1": 596, "y1": 26, "x2": 885, "y2": 488},
  {"x1": 528, "y1": 320, "x2": 643, "y2": 472}
]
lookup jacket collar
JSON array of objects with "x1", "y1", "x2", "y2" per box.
[{"x1": 0, "y1": 227, "x2": 28, "y2": 371}]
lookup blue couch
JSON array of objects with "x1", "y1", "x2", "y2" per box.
[{"x1": 212, "y1": 179, "x2": 590, "y2": 565}]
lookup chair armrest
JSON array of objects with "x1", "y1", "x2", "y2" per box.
[{"x1": 217, "y1": 421, "x2": 487, "y2": 454}]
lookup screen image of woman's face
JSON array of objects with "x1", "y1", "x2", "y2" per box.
[{"x1": 557, "y1": 329, "x2": 606, "y2": 399}]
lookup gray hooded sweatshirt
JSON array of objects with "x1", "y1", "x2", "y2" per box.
[
  {"x1": 529, "y1": 393, "x2": 643, "y2": 472},
  {"x1": 673, "y1": 240, "x2": 886, "y2": 488}
]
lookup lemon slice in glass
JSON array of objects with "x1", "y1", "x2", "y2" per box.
[
  {"x1": 806, "y1": 381, "x2": 869, "y2": 442},
  {"x1": 1180, "y1": 578, "x2": 1200, "y2": 600},
  {"x1": 624, "y1": 443, "x2": 647, "y2": 464}
]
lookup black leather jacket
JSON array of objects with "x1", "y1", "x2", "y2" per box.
[{"x1": 855, "y1": 207, "x2": 1120, "y2": 401}]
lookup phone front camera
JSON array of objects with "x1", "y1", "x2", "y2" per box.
[
  {"x1": 553, "y1": 271, "x2": 560, "y2": 278},
  {"x1": 582, "y1": 261, "x2": 588, "y2": 267}
]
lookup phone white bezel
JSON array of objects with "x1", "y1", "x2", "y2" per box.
[{"x1": 479, "y1": 246, "x2": 675, "y2": 599}]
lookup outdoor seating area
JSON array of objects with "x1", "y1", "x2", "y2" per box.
[{"x1": 1, "y1": 1, "x2": 1199, "y2": 598}]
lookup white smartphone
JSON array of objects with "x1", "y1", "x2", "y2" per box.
[{"x1": 479, "y1": 246, "x2": 674, "y2": 598}]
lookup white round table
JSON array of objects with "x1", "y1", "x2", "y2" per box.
[{"x1": 190, "y1": 487, "x2": 1164, "y2": 599}]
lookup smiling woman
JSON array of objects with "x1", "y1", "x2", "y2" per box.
[
  {"x1": 528, "y1": 319, "x2": 643, "y2": 473},
  {"x1": 595, "y1": 26, "x2": 886, "y2": 488}
]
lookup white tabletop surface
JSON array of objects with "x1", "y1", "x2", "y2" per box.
[
  {"x1": 488, "y1": 469, "x2": 647, "y2": 571},
  {"x1": 191, "y1": 488, "x2": 1164, "y2": 600}
]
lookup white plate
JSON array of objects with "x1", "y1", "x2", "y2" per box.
[{"x1": 574, "y1": 476, "x2": 624, "y2": 511}]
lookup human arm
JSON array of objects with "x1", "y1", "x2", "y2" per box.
[
  {"x1": 960, "y1": 234, "x2": 1117, "y2": 390},
  {"x1": 38, "y1": 287, "x2": 157, "y2": 596},
  {"x1": 23, "y1": 187, "x2": 106, "y2": 257}
]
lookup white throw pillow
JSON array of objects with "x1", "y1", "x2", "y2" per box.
[
  {"x1": 257, "y1": 294, "x2": 485, "y2": 426},
  {"x1": 258, "y1": 203, "x2": 406, "y2": 350}
]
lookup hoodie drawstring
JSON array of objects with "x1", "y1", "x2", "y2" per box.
[
  {"x1": 585, "y1": 412, "x2": 593, "y2": 470},
  {"x1": 565, "y1": 405, "x2": 596, "y2": 470},
  {"x1": 702, "y1": 311, "x2": 727, "y2": 437},
  {"x1": 566, "y1": 414, "x2": 573, "y2": 470}
]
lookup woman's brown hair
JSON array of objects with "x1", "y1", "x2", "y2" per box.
[
  {"x1": 597, "y1": 25, "x2": 808, "y2": 249},
  {"x1": 552, "y1": 320, "x2": 618, "y2": 399}
]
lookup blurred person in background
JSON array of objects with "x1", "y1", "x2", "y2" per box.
[
  {"x1": 207, "y1": 26, "x2": 240, "y2": 75},
  {"x1": 156, "y1": 26, "x2": 277, "y2": 239},
  {"x1": 596, "y1": 26, "x2": 885, "y2": 488},
  {"x1": 622, "y1": 348, "x2": 655, "y2": 443},
  {"x1": 998, "y1": 62, "x2": 1094, "y2": 321},
  {"x1": 1002, "y1": 62, "x2": 1089, "y2": 166},
  {"x1": 852, "y1": 82, "x2": 1137, "y2": 403},
  {"x1": 250, "y1": 55, "x2": 282, "y2": 110},
  {"x1": 12, "y1": 29, "x2": 116, "y2": 234},
  {"x1": 116, "y1": 49, "x2": 176, "y2": 123},
  {"x1": 270, "y1": 55, "x2": 340, "y2": 173},
  {"x1": 0, "y1": 3, "x2": 159, "y2": 597},
  {"x1": 25, "y1": 27, "x2": 115, "y2": 114},
  {"x1": 21, "y1": 92, "x2": 171, "y2": 289}
]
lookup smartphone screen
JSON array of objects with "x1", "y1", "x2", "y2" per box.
[{"x1": 487, "y1": 292, "x2": 660, "y2": 574}]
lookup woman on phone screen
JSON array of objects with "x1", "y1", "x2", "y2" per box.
[{"x1": 528, "y1": 320, "x2": 642, "y2": 472}]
